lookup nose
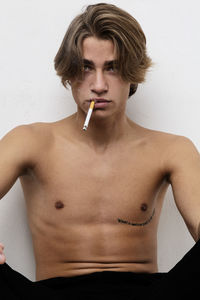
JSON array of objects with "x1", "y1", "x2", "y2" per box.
[{"x1": 90, "y1": 70, "x2": 108, "y2": 96}]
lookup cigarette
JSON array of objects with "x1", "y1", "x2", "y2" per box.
[{"x1": 82, "y1": 100, "x2": 95, "y2": 131}]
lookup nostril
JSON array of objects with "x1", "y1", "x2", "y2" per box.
[{"x1": 91, "y1": 89, "x2": 108, "y2": 97}]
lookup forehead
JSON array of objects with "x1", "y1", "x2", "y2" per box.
[{"x1": 82, "y1": 37, "x2": 116, "y2": 63}]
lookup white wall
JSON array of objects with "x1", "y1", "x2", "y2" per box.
[{"x1": 0, "y1": 0, "x2": 199, "y2": 281}]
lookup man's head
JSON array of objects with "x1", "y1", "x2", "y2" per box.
[{"x1": 54, "y1": 3, "x2": 152, "y2": 98}]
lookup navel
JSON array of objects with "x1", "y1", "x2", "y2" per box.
[{"x1": 55, "y1": 201, "x2": 65, "y2": 209}]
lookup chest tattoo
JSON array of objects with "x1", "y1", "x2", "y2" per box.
[{"x1": 118, "y1": 208, "x2": 155, "y2": 227}]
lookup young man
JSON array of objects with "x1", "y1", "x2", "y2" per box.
[{"x1": 0, "y1": 3, "x2": 200, "y2": 299}]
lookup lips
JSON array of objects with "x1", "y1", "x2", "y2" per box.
[
  {"x1": 94, "y1": 100, "x2": 111, "y2": 108},
  {"x1": 90, "y1": 99, "x2": 111, "y2": 103},
  {"x1": 87, "y1": 99, "x2": 111, "y2": 109}
]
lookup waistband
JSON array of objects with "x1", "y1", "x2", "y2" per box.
[{"x1": 36, "y1": 270, "x2": 164, "y2": 289}]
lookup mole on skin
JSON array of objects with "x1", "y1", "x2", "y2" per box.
[{"x1": 55, "y1": 201, "x2": 65, "y2": 209}]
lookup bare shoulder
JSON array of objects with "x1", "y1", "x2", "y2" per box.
[
  {"x1": 134, "y1": 123, "x2": 199, "y2": 169},
  {"x1": 163, "y1": 133, "x2": 200, "y2": 173},
  {"x1": 0, "y1": 124, "x2": 35, "y2": 148},
  {"x1": 0, "y1": 122, "x2": 55, "y2": 167},
  {"x1": 144, "y1": 127, "x2": 200, "y2": 175},
  {"x1": 136, "y1": 124, "x2": 197, "y2": 152},
  {"x1": 1, "y1": 116, "x2": 74, "y2": 151},
  {"x1": 1, "y1": 122, "x2": 53, "y2": 146},
  {"x1": 154, "y1": 130, "x2": 200, "y2": 161},
  {"x1": 166, "y1": 134, "x2": 199, "y2": 154}
]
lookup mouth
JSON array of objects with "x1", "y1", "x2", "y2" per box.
[
  {"x1": 94, "y1": 100, "x2": 111, "y2": 109},
  {"x1": 89, "y1": 99, "x2": 111, "y2": 103},
  {"x1": 86, "y1": 99, "x2": 112, "y2": 109}
]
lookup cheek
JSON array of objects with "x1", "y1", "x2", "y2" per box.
[
  {"x1": 111, "y1": 80, "x2": 130, "y2": 99},
  {"x1": 71, "y1": 80, "x2": 89, "y2": 101},
  {"x1": 71, "y1": 84, "x2": 83, "y2": 103},
  {"x1": 122, "y1": 81, "x2": 131, "y2": 99}
]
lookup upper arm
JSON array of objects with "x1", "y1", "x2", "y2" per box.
[
  {"x1": 165, "y1": 136, "x2": 200, "y2": 241},
  {"x1": 0, "y1": 125, "x2": 37, "y2": 199}
]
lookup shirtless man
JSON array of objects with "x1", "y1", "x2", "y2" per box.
[{"x1": 0, "y1": 3, "x2": 200, "y2": 299}]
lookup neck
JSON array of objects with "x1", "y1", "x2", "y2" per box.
[{"x1": 73, "y1": 108, "x2": 131, "y2": 151}]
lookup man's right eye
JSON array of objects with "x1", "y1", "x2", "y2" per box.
[{"x1": 83, "y1": 65, "x2": 92, "y2": 72}]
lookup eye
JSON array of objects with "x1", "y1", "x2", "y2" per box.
[
  {"x1": 83, "y1": 64, "x2": 92, "y2": 72},
  {"x1": 105, "y1": 63, "x2": 118, "y2": 73},
  {"x1": 106, "y1": 66, "x2": 114, "y2": 72}
]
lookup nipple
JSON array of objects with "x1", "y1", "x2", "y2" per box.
[
  {"x1": 55, "y1": 201, "x2": 65, "y2": 209},
  {"x1": 140, "y1": 203, "x2": 148, "y2": 212}
]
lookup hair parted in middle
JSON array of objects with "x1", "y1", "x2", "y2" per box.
[{"x1": 54, "y1": 3, "x2": 152, "y2": 97}]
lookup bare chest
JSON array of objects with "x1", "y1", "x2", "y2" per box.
[{"x1": 21, "y1": 139, "x2": 167, "y2": 226}]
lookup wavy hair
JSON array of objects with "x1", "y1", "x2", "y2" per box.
[{"x1": 54, "y1": 3, "x2": 152, "y2": 97}]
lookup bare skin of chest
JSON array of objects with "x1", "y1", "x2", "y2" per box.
[{"x1": 20, "y1": 123, "x2": 169, "y2": 280}]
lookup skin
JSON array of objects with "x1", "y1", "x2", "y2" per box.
[{"x1": 0, "y1": 37, "x2": 200, "y2": 281}]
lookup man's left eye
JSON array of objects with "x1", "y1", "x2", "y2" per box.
[
  {"x1": 105, "y1": 65, "x2": 117, "y2": 72},
  {"x1": 106, "y1": 63, "x2": 118, "y2": 73}
]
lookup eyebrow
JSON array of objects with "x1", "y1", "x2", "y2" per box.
[{"x1": 83, "y1": 59, "x2": 118, "y2": 67}]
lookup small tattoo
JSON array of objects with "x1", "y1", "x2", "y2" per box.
[
  {"x1": 118, "y1": 208, "x2": 155, "y2": 227},
  {"x1": 55, "y1": 201, "x2": 65, "y2": 209}
]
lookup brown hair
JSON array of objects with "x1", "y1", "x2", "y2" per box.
[{"x1": 54, "y1": 3, "x2": 152, "y2": 97}]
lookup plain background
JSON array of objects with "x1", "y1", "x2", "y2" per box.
[{"x1": 0, "y1": 0, "x2": 199, "y2": 281}]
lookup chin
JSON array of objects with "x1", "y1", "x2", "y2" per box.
[
  {"x1": 93, "y1": 109, "x2": 110, "y2": 116},
  {"x1": 92, "y1": 109, "x2": 118, "y2": 122}
]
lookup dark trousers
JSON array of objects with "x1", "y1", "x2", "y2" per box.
[{"x1": 0, "y1": 240, "x2": 199, "y2": 299}]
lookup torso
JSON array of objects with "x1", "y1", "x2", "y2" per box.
[{"x1": 20, "y1": 115, "x2": 172, "y2": 280}]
